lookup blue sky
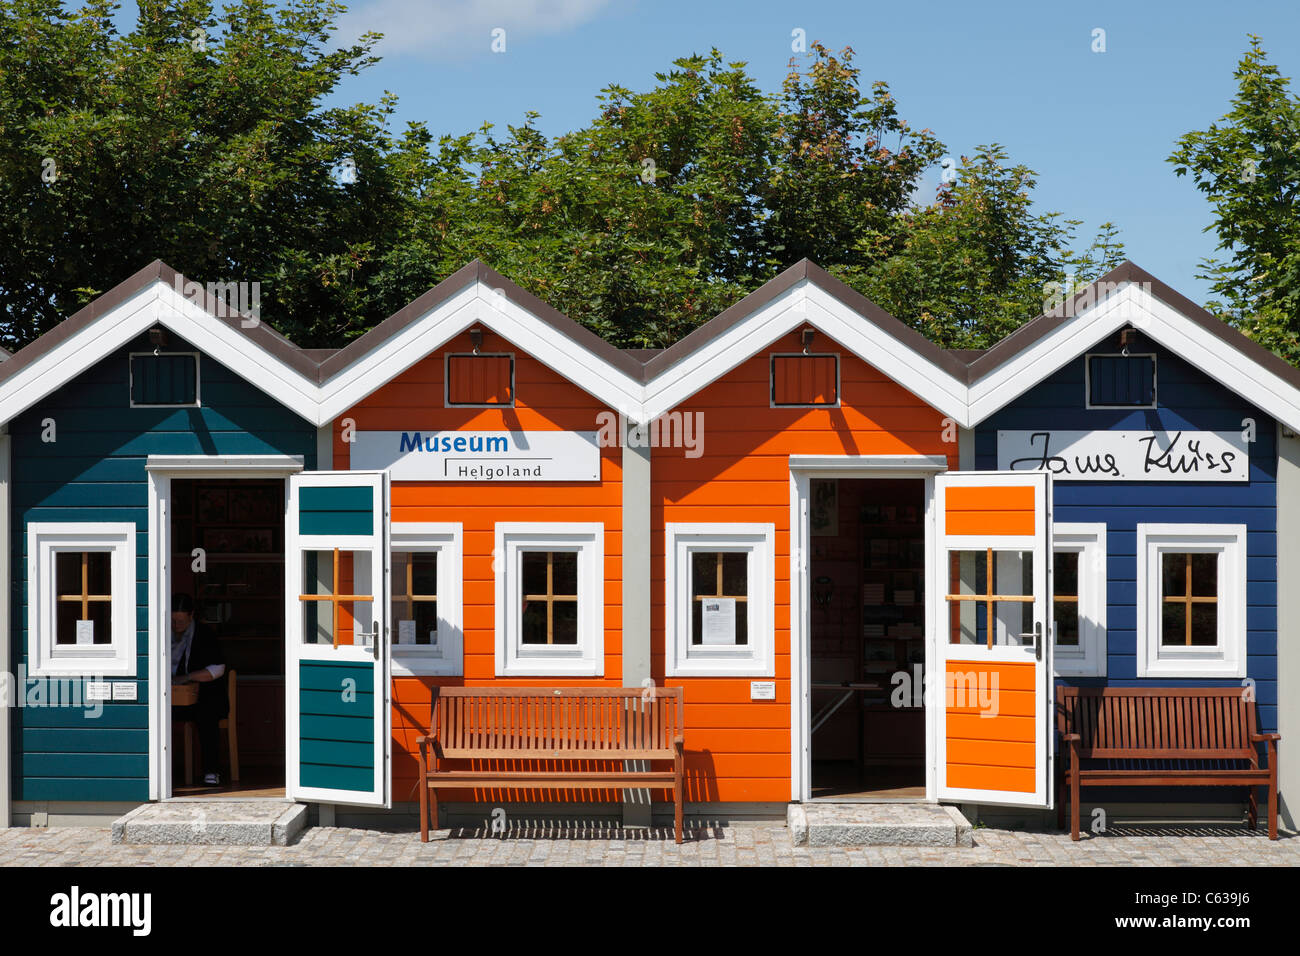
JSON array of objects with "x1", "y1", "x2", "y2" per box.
[{"x1": 127, "y1": 0, "x2": 1300, "y2": 305}]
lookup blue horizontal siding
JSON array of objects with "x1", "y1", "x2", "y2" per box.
[
  {"x1": 10, "y1": 334, "x2": 316, "y2": 803},
  {"x1": 977, "y1": 337, "x2": 1281, "y2": 788}
]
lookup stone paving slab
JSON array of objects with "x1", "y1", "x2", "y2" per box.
[
  {"x1": 0, "y1": 821, "x2": 1295, "y2": 866},
  {"x1": 111, "y1": 801, "x2": 308, "y2": 847}
]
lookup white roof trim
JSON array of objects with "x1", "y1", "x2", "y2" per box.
[
  {"x1": 640, "y1": 280, "x2": 970, "y2": 424},
  {"x1": 7, "y1": 264, "x2": 1300, "y2": 441},
  {"x1": 316, "y1": 281, "x2": 646, "y2": 424},
  {"x1": 966, "y1": 282, "x2": 1300, "y2": 433}
]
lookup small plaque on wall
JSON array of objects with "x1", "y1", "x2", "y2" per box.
[
  {"x1": 750, "y1": 681, "x2": 776, "y2": 700},
  {"x1": 112, "y1": 682, "x2": 137, "y2": 701},
  {"x1": 85, "y1": 682, "x2": 112, "y2": 701}
]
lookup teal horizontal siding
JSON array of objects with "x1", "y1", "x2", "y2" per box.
[
  {"x1": 300, "y1": 739, "x2": 374, "y2": 768},
  {"x1": 298, "y1": 713, "x2": 374, "y2": 743},
  {"x1": 10, "y1": 333, "x2": 316, "y2": 803},
  {"x1": 299, "y1": 660, "x2": 374, "y2": 793},
  {"x1": 298, "y1": 486, "x2": 373, "y2": 536},
  {"x1": 19, "y1": 752, "x2": 149, "y2": 777},
  {"x1": 299, "y1": 764, "x2": 373, "y2": 792},
  {"x1": 17, "y1": 777, "x2": 149, "y2": 802},
  {"x1": 22, "y1": 728, "x2": 149, "y2": 752},
  {"x1": 299, "y1": 662, "x2": 374, "y2": 695},
  {"x1": 300, "y1": 688, "x2": 373, "y2": 718}
]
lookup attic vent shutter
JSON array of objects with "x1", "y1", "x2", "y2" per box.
[
  {"x1": 447, "y1": 354, "x2": 514, "y2": 406},
  {"x1": 1087, "y1": 354, "x2": 1155, "y2": 407},
  {"x1": 130, "y1": 354, "x2": 198, "y2": 406},
  {"x1": 771, "y1": 355, "x2": 838, "y2": 406}
]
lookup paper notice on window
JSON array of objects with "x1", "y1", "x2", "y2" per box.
[
  {"x1": 701, "y1": 598, "x2": 736, "y2": 645},
  {"x1": 398, "y1": 620, "x2": 415, "y2": 645},
  {"x1": 76, "y1": 620, "x2": 94, "y2": 645}
]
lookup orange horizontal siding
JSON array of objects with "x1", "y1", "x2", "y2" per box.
[{"x1": 944, "y1": 485, "x2": 1036, "y2": 536}]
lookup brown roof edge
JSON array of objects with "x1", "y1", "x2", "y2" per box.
[
  {"x1": 641, "y1": 260, "x2": 970, "y2": 382},
  {"x1": 316, "y1": 261, "x2": 647, "y2": 385},
  {"x1": 0, "y1": 259, "x2": 323, "y2": 386},
  {"x1": 965, "y1": 261, "x2": 1300, "y2": 393}
]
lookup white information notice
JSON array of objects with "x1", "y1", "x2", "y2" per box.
[
  {"x1": 351, "y1": 430, "x2": 601, "y2": 482},
  {"x1": 112, "y1": 682, "x2": 137, "y2": 701},
  {"x1": 701, "y1": 598, "x2": 736, "y2": 646},
  {"x1": 996, "y1": 429, "x2": 1249, "y2": 482},
  {"x1": 398, "y1": 620, "x2": 416, "y2": 645},
  {"x1": 75, "y1": 620, "x2": 94, "y2": 645}
]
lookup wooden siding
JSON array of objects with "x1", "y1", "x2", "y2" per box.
[
  {"x1": 334, "y1": 329, "x2": 624, "y2": 801},
  {"x1": 975, "y1": 340, "x2": 1279, "y2": 740},
  {"x1": 9, "y1": 336, "x2": 317, "y2": 802},
  {"x1": 655, "y1": 329, "x2": 955, "y2": 802}
]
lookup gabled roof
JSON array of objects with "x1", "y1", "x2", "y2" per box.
[
  {"x1": 639, "y1": 259, "x2": 972, "y2": 423},
  {"x1": 963, "y1": 261, "x2": 1300, "y2": 430},
  {"x1": 3, "y1": 257, "x2": 1300, "y2": 435}
]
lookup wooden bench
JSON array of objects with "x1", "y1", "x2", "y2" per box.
[
  {"x1": 417, "y1": 686, "x2": 686, "y2": 843},
  {"x1": 1057, "y1": 687, "x2": 1280, "y2": 840}
]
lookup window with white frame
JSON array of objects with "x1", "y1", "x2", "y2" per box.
[
  {"x1": 665, "y1": 524, "x2": 775, "y2": 677},
  {"x1": 494, "y1": 524, "x2": 603, "y2": 676},
  {"x1": 1052, "y1": 523, "x2": 1107, "y2": 677},
  {"x1": 28, "y1": 522, "x2": 138, "y2": 677},
  {"x1": 1136, "y1": 524, "x2": 1247, "y2": 678},
  {"x1": 390, "y1": 523, "x2": 462, "y2": 677}
]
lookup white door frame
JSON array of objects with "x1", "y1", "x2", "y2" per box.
[
  {"x1": 788, "y1": 454, "x2": 948, "y2": 803},
  {"x1": 145, "y1": 455, "x2": 305, "y2": 801}
]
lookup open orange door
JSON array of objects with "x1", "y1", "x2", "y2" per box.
[{"x1": 934, "y1": 472, "x2": 1053, "y2": 808}]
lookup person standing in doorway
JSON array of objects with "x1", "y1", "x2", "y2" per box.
[{"x1": 171, "y1": 594, "x2": 229, "y2": 786}]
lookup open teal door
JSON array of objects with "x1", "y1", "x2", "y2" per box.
[{"x1": 286, "y1": 471, "x2": 391, "y2": 807}]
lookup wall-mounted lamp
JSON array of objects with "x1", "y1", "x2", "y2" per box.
[
  {"x1": 470, "y1": 327, "x2": 483, "y2": 356},
  {"x1": 1118, "y1": 327, "x2": 1137, "y2": 357},
  {"x1": 149, "y1": 326, "x2": 169, "y2": 356},
  {"x1": 801, "y1": 328, "x2": 816, "y2": 355}
]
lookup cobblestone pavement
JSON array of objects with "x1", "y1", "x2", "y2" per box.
[{"x1": 0, "y1": 821, "x2": 1296, "y2": 865}]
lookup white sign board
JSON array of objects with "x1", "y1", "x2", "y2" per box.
[
  {"x1": 996, "y1": 430, "x2": 1249, "y2": 482},
  {"x1": 750, "y1": 681, "x2": 776, "y2": 700},
  {"x1": 351, "y1": 431, "x2": 600, "y2": 482},
  {"x1": 112, "y1": 682, "x2": 137, "y2": 701},
  {"x1": 75, "y1": 620, "x2": 94, "y2": 645},
  {"x1": 701, "y1": 598, "x2": 736, "y2": 645}
]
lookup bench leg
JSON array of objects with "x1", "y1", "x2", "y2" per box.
[
  {"x1": 430, "y1": 788, "x2": 440, "y2": 837},
  {"x1": 1057, "y1": 772, "x2": 1066, "y2": 832},
  {"x1": 674, "y1": 750, "x2": 684, "y2": 845},
  {"x1": 1070, "y1": 772, "x2": 1080, "y2": 841},
  {"x1": 420, "y1": 780, "x2": 429, "y2": 843},
  {"x1": 1248, "y1": 787, "x2": 1259, "y2": 831}
]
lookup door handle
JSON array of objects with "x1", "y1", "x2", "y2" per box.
[
  {"x1": 1033, "y1": 621, "x2": 1043, "y2": 661},
  {"x1": 370, "y1": 621, "x2": 381, "y2": 661}
]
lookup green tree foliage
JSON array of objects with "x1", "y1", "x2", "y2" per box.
[
  {"x1": 1169, "y1": 36, "x2": 1300, "y2": 363},
  {"x1": 0, "y1": 3, "x2": 1121, "y2": 353},
  {"x1": 841, "y1": 146, "x2": 1125, "y2": 349}
]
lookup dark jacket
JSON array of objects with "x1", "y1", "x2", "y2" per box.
[{"x1": 177, "y1": 622, "x2": 229, "y2": 721}]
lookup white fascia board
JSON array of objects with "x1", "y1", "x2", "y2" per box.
[
  {"x1": 1138, "y1": 291, "x2": 1300, "y2": 434},
  {"x1": 154, "y1": 284, "x2": 325, "y2": 424},
  {"x1": 966, "y1": 283, "x2": 1136, "y2": 426},
  {"x1": 0, "y1": 286, "x2": 160, "y2": 426},
  {"x1": 641, "y1": 283, "x2": 807, "y2": 421},
  {"x1": 802, "y1": 289, "x2": 969, "y2": 424},
  {"x1": 641, "y1": 280, "x2": 969, "y2": 425},
  {"x1": 466, "y1": 288, "x2": 645, "y2": 420},
  {"x1": 315, "y1": 283, "x2": 479, "y2": 422},
  {"x1": 316, "y1": 282, "x2": 647, "y2": 424}
]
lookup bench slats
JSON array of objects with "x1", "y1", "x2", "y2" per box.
[
  {"x1": 1057, "y1": 687, "x2": 1279, "y2": 841},
  {"x1": 418, "y1": 687, "x2": 686, "y2": 845}
]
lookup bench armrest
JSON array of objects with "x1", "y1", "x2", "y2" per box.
[
  {"x1": 1063, "y1": 733, "x2": 1081, "y2": 743},
  {"x1": 417, "y1": 734, "x2": 438, "y2": 775},
  {"x1": 673, "y1": 735, "x2": 684, "y2": 752},
  {"x1": 1251, "y1": 733, "x2": 1281, "y2": 743}
]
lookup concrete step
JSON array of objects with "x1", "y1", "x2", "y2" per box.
[
  {"x1": 111, "y1": 800, "x2": 309, "y2": 846},
  {"x1": 788, "y1": 802, "x2": 973, "y2": 847}
]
